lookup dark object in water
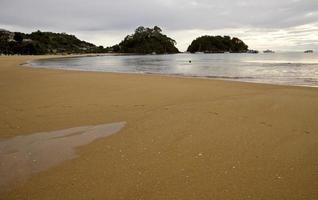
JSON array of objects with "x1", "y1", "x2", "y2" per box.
[
  {"x1": 304, "y1": 50, "x2": 314, "y2": 53},
  {"x1": 263, "y1": 49, "x2": 275, "y2": 53},
  {"x1": 189, "y1": 60, "x2": 192, "y2": 63},
  {"x1": 247, "y1": 50, "x2": 259, "y2": 54}
]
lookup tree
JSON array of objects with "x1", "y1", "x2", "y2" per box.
[
  {"x1": 154, "y1": 26, "x2": 162, "y2": 33},
  {"x1": 14, "y1": 32, "x2": 24, "y2": 42},
  {"x1": 135, "y1": 26, "x2": 146, "y2": 34}
]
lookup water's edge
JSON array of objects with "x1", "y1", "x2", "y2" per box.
[{"x1": 24, "y1": 54, "x2": 318, "y2": 88}]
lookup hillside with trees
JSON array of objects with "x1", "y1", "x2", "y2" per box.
[
  {"x1": 0, "y1": 29, "x2": 249, "y2": 55},
  {"x1": 111, "y1": 26, "x2": 179, "y2": 54},
  {"x1": 187, "y1": 35, "x2": 248, "y2": 53},
  {"x1": 0, "y1": 29, "x2": 107, "y2": 55}
]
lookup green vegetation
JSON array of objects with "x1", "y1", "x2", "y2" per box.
[
  {"x1": 187, "y1": 35, "x2": 248, "y2": 53},
  {"x1": 0, "y1": 30, "x2": 107, "y2": 55},
  {"x1": 111, "y1": 26, "x2": 179, "y2": 54},
  {"x1": 0, "y1": 28, "x2": 250, "y2": 55}
]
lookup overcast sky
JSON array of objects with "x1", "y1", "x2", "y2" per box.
[{"x1": 1, "y1": 0, "x2": 317, "y2": 51}]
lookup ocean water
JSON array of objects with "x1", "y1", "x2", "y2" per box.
[{"x1": 29, "y1": 52, "x2": 318, "y2": 87}]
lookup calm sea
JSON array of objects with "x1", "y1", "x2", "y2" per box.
[{"x1": 29, "y1": 52, "x2": 318, "y2": 87}]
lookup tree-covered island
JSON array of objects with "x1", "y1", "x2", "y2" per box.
[
  {"x1": 110, "y1": 26, "x2": 179, "y2": 54},
  {"x1": 187, "y1": 35, "x2": 248, "y2": 53}
]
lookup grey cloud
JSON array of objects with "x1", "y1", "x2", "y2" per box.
[
  {"x1": 0, "y1": 0, "x2": 317, "y2": 51},
  {"x1": 1, "y1": 0, "x2": 318, "y2": 31}
]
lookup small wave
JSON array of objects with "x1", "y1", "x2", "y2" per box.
[{"x1": 245, "y1": 60, "x2": 318, "y2": 66}]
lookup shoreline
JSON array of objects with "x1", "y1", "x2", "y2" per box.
[
  {"x1": 24, "y1": 55, "x2": 318, "y2": 89},
  {"x1": 0, "y1": 55, "x2": 317, "y2": 199}
]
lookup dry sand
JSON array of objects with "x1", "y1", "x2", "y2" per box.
[{"x1": 0, "y1": 55, "x2": 317, "y2": 199}]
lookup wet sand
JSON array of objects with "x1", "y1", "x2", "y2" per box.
[
  {"x1": 0, "y1": 55, "x2": 317, "y2": 199},
  {"x1": 0, "y1": 121, "x2": 125, "y2": 192}
]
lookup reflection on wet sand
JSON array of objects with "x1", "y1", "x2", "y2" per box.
[{"x1": 0, "y1": 122, "x2": 126, "y2": 192}]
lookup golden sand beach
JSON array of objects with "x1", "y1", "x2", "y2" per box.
[{"x1": 0, "y1": 56, "x2": 317, "y2": 199}]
